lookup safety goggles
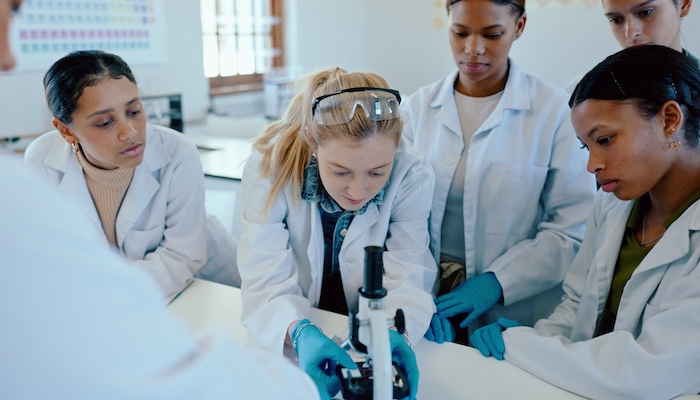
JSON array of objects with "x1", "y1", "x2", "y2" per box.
[{"x1": 311, "y1": 87, "x2": 402, "y2": 126}]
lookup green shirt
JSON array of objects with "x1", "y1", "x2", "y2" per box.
[{"x1": 595, "y1": 191, "x2": 700, "y2": 336}]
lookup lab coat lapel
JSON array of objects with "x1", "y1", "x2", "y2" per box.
[
  {"x1": 343, "y1": 204, "x2": 380, "y2": 249},
  {"x1": 46, "y1": 140, "x2": 102, "y2": 228},
  {"x1": 615, "y1": 202, "x2": 698, "y2": 332},
  {"x1": 636, "y1": 216, "x2": 691, "y2": 274},
  {"x1": 116, "y1": 165, "x2": 159, "y2": 247},
  {"x1": 307, "y1": 203, "x2": 324, "y2": 303},
  {"x1": 477, "y1": 60, "x2": 530, "y2": 135},
  {"x1": 434, "y1": 70, "x2": 463, "y2": 139},
  {"x1": 115, "y1": 127, "x2": 166, "y2": 248},
  {"x1": 572, "y1": 200, "x2": 630, "y2": 337},
  {"x1": 594, "y1": 201, "x2": 632, "y2": 309}
]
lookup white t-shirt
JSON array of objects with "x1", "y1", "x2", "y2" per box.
[{"x1": 440, "y1": 89, "x2": 503, "y2": 264}]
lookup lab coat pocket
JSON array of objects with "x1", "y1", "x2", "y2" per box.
[
  {"x1": 123, "y1": 226, "x2": 163, "y2": 260},
  {"x1": 484, "y1": 162, "x2": 548, "y2": 236}
]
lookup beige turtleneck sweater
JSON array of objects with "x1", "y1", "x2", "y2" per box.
[{"x1": 75, "y1": 146, "x2": 135, "y2": 247}]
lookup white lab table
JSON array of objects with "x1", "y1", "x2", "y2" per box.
[{"x1": 169, "y1": 279, "x2": 585, "y2": 399}]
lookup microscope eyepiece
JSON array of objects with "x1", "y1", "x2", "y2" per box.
[{"x1": 361, "y1": 246, "x2": 387, "y2": 298}]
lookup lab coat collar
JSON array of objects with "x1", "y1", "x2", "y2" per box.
[
  {"x1": 115, "y1": 124, "x2": 169, "y2": 247},
  {"x1": 500, "y1": 60, "x2": 531, "y2": 111},
  {"x1": 430, "y1": 69, "x2": 462, "y2": 137},
  {"x1": 610, "y1": 197, "x2": 700, "y2": 333},
  {"x1": 44, "y1": 136, "x2": 103, "y2": 229},
  {"x1": 44, "y1": 124, "x2": 170, "y2": 179},
  {"x1": 634, "y1": 198, "x2": 700, "y2": 274},
  {"x1": 431, "y1": 59, "x2": 531, "y2": 138},
  {"x1": 598, "y1": 196, "x2": 697, "y2": 276},
  {"x1": 44, "y1": 134, "x2": 74, "y2": 173},
  {"x1": 41, "y1": 125, "x2": 170, "y2": 248},
  {"x1": 139, "y1": 124, "x2": 172, "y2": 172},
  {"x1": 340, "y1": 202, "x2": 380, "y2": 252}
]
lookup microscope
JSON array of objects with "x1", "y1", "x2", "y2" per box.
[{"x1": 336, "y1": 246, "x2": 410, "y2": 400}]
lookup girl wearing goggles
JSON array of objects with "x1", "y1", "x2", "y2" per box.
[
  {"x1": 239, "y1": 67, "x2": 436, "y2": 400},
  {"x1": 402, "y1": 0, "x2": 596, "y2": 345}
]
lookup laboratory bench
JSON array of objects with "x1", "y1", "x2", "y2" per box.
[{"x1": 169, "y1": 278, "x2": 586, "y2": 400}]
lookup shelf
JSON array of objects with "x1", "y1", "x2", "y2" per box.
[{"x1": 141, "y1": 93, "x2": 183, "y2": 133}]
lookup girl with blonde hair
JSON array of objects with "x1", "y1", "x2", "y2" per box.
[{"x1": 238, "y1": 67, "x2": 436, "y2": 400}]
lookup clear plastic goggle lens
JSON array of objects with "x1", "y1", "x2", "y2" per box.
[{"x1": 312, "y1": 88, "x2": 401, "y2": 126}]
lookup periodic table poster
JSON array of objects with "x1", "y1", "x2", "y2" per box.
[{"x1": 10, "y1": 0, "x2": 169, "y2": 72}]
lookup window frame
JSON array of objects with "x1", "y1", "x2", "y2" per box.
[{"x1": 205, "y1": 0, "x2": 285, "y2": 96}]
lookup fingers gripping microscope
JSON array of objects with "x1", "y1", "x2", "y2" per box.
[{"x1": 337, "y1": 246, "x2": 410, "y2": 400}]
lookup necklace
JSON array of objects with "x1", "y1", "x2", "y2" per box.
[{"x1": 640, "y1": 213, "x2": 665, "y2": 247}]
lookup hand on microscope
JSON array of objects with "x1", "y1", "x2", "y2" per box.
[
  {"x1": 390, "y1": 329, "x2": 419, "y2": 400},
  {"x1": 292, "y1": 319, "x2": 358, "y2": 399}
]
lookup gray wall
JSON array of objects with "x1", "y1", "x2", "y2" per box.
[{"x1": 286, "y1": 0, "x2": 700, "y2": 96}]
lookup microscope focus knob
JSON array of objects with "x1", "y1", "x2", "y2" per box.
[{"x1": 394, "y1": 309, "x2": 405, "y2": 334}]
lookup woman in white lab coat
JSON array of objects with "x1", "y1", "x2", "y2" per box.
[
  {"x1": 402, "y1": 0, "x2": 595, "y2": 343},
  {"x1": 25, "y1": 50, "x2": 206, "y2": 297},
  {"x1": 238, "y1": 68, "x2": 436, "y2": 400},
  {"x1": 471, "y1": 45, "x2": 700, "y2": 399}
]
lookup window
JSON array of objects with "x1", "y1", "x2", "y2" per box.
[{"x1": 200, "y1": 0, "x2": 284, "y2": 95}]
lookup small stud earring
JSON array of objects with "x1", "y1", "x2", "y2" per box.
[{"x1": 71, "y1": 142, "x2": 80, "y2": 154}]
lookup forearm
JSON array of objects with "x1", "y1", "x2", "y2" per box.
[
  {"x1": 489, "y1": 230, "x2": 578, "y2": 306},
  {"x1": 504, "y1": 327, "x2": 700, "y2": 399},
  {"x1": 135, "y1": 247, "x2": 202, "y2": 296}
]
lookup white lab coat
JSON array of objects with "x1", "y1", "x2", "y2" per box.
[
  {"x1": 503, "y1": 191, "x2": 700, "y2": 400},
  {"x1": 0, "y1": 160, "x2": 319, "y2": 400},
  {"x1": 238, "y1": 140, "x2": 438, "y2": 354},
  {"x1": 24, "y1": 124, "x2": 207, "y2": 296},
  {"x1": 401, "y1": 60, "x2": 595, "y2": 328}
]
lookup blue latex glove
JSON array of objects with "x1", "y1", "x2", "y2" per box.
[
  {"x1": 435, "y1": 272, "x2": 503, "y2": 329},
  {"x1": 424, "y1": 313, "x2": 455, "y2": 343},
  {"x1": 294, "y1": 321, "x2": 357, "y2": 399},
  {"x1": 469, "y1": 317, "x2": 522, "y2": 360},
  {"x1": 389, "y1": 329, "x2": 419, "y2": 400}
]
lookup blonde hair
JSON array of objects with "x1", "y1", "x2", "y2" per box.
[{"x1": 253, "y1": 67, "x2": 403, "y2": 214}]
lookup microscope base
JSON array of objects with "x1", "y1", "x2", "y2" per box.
[{"x1": 336, "y1": 361, "x2": 410, "y2": 400}]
